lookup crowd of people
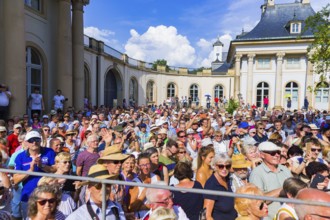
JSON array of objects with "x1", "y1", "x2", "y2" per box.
[{"x1": 0, "y1": 101, "x2": 330, "y2": 219}]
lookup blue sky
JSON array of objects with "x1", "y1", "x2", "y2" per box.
[{"x1": 84, "y1": 0, "x2": 329, "y2": 68}]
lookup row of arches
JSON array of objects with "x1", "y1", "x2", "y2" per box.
[
  {"x1": 26, "y1": 46, "x2": 330, "y2": 110},
  {"x1": 146, "y1": 82, "x2": 225, "y2": 103}
]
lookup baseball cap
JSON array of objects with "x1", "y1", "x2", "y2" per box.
[
  {"x1": 14, "y1": 124, "x2": 22, "y2": 129},
  {"x1": 42, "y1": 115, "x2": 49, "y2": 119},
  {"x1": 25, "y1": 130, "x2": 41, "y2": 141},
  {"x1": 238, "y1": 121, "x2": 249, "y2": 129}
]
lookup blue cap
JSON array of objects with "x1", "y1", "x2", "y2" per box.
[
  {"x1": 140, "y1": 123, "x2": 147, "y2": 128},
  {"x1": 238, "y1": 121, "x2": 249, "y2": 129}
]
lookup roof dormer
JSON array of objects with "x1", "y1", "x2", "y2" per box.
[{"x1": 286, "y1": 11, "x2": 303, "y2": 34}]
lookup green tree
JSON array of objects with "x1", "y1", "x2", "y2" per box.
[
  {"x1": 152, "y1": 59, "x2": 169, "y2": 71},
  {"x1": 226, "y1": 98, "x2": 239, "y2": 114},
  {"x1": 304, "y1": 4, "x2": 330, "y2": 91}
]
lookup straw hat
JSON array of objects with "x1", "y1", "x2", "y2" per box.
[
  {"x1": 98, "y1": 147, "x2": 129, "y2": 164},
  {"x1": 158, "y1": 128, "x2": 168, "y2": 135},
  {"x1": 81, "y1": 164, "x2": 118, "y2": 185},
  {"x1": 150, "y1": 124, "x2": 159, "y2": 132},
  {"x1": 65, "y1": 129, "x2": 76, "y2": 136},
  {"x1": 231, "y1": 154, "x2": 251, "y2": 169},
  {"x1": 309, "y1": 124, "x2": 319, "y2": 130}
]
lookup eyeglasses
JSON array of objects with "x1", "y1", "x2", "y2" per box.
[
  {"x1": 311, "y1": 148, "x2": 322, "y2": 152},
  {"x1": 27, "y1": 137, "x2": 42, "y2": 143},
  {"x1": 37, "y1": 198, "x2": 56, "y2": 206},
  {"x1": 263, "y1": 150, "x2": 281, "y2": 156},
  {"x1": 259, "y1": 201, "x2": 266, "y2": 210},
  {"x1": 154, "y1": 194, "x2": 174, "y2": 205},
  {"x1": 139, "y1": 163, "x2": 151, "y2": 168},
  {"x1": 61, "y1": 161, "x2": 71, "y2": 164},
  {"x1": 217, "y1": 164, "x2": 231, "y2": 170},
  {"x1": 178, "y1": 151, "x2": 186, "y2": 154}
]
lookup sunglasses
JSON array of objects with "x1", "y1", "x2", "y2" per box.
[
  {"x1": 179, "y1": 135, "x2": 186, "y2": 138},
  {"x1": 110, "y1": 160, "x2": 122, "y2": 165},
  {"x1": 178, "y1": 151, "x2": 186, "y2": 154},
  {"x1": 217, "y1": 164, "x2": 231, "y2": 170},
  {"x1": 263, "y1": 150, "x2": 281, "y2": 156},
  {"x1": 37, "y1": 198, "x2": 56, "y2": 206},
  {"x1": 311, "y1": 148, "x2": 321, "y2": 152},
  {"x1": 43, "y1": 129, "x2": 50, "y2": 132},
  {"x1": 259, "y1": 201, "x2": 266, "y2": 210},
  {"x1": 27, "y1": 137, "x2": 42, "y2": 143}
]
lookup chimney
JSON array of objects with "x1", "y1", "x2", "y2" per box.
[{"x1": 267, "y1": 0, "x2": 274, "y2": 6}]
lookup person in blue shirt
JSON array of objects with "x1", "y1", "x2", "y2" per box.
[{"x1": 13, "y1": 130, "x2": 56, "y2": 219}]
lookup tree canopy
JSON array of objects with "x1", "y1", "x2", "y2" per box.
[{"x1": 304, "y1": 4, "x2": 330, "y2": 91}]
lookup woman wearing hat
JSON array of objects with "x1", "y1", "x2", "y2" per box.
[{"x1": 64, "y1": 129, "x2": 78, "y2": 162}]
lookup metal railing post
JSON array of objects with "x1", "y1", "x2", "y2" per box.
[{"x1": 102, "y1": 182, "x2": 106, "y2": 220}]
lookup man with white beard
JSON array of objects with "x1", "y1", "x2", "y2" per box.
[{"x1": 230, "y1": 154, "x2": 250, "y2": 192}]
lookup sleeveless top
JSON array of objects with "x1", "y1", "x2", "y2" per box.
[
  {"x1": 274, "y1": 203, "x2": 298, "y2": 220},
  {"x1": 133, "y1": 174, "x2": 158, "y2": 219}
]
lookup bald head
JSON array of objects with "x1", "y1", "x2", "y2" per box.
[{"x1": 295, "y1": 188, "x2": 330, "y2": 219}]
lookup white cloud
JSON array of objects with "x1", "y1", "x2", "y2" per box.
[
  {"x1": 83, "y1": 26, "x2": 121, "y2": 49},
  {"x1": 124, "y1": 25, "x2": 196, "y2": 67}
]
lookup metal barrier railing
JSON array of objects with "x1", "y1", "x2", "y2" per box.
[{"x1": 3, "y1": 168, "x2": 329, "y2": 220}]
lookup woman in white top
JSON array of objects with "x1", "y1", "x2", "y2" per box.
[
  {"x1": 128, "y1": 153, "x2": 160, "y2": 219},
  {"x1": 275, "y1": 177, "x2": 307, "y2": 220}
]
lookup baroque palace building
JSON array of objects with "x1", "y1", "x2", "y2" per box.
[{"x1": 0, "y1": 0, "x2": 328, "y2": 117}]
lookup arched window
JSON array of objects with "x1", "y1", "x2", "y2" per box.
[
  {"x1": 285, "y1": 82, "x2": 299, "y2": 109},
  {"x1": 147, "y1": 81, "x2": 155, "y2": 103},
  {"x1": 129, "y1": 78, "x2": 138, "y2": 106},
  {"x1": 214, "y1": 85, "x2": 224, "y2": 98},
  {"x1": 167, "y1": 83, "x2": 175, "y2": 98},
  {"x1": 190, "y1": 84, "x2": 199, "y2": 102},
  {"x1": 316, "y1": 82, "x2": 329, "y2": 103},
  {"x1": 26, "y1": 47, "x2": 42, "y2": 113},
  {"x1": 256, "y1": 82, "x2": 269, "y2": 107}
]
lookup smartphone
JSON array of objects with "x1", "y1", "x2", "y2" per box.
[{"x1": 310, "y1": 173, "x2": 326, "y2": 189}]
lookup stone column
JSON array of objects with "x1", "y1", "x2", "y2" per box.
[
  {"x1": 234, "y1": 54, "x2": 243, "y2": 98},
  {"x1": 305, "y1": 58, "x2": 314, "y2": 108},
  {"x1": 246, "y1": 53, "x2": 255, "y2": 104},
  {"x1": 57, "y1": 0, "x2": 73, "y2": 108},
  {"x1": 72, "y1": 0, "x2": 89, "y2": 111},
  {"x1": 275, "y1": 52, "x2": 285, "y2": 107},
  {"x1": 3, "y1": 1, "x2": 26, "y2": 117}
]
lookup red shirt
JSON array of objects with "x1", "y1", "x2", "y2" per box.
[
  {"x1": 214, "y1": 97, "x2": 219, "y2": 103},
  {"x1": 7, "y1": 133, "x2": 19, "y2": 156}
]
